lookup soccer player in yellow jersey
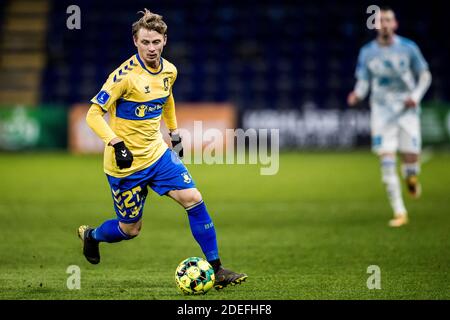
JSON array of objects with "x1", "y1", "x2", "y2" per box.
[{"x1": 78, "y1": 9, "x2": 247, "y2": 289}]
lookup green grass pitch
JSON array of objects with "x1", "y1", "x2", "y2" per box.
[{"x1": 0, "y1": 151, "x2": 449, "y2": 299}]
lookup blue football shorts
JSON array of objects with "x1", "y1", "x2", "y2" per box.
[{"x1": 106, "y1": 148, "x2": 196, "y2": 223}]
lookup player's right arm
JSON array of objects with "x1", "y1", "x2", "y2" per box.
[
  {"x1": 86, "y1": 71, "x2": 134, "y2": 169},
  {"x1": 86, "y1": 104, "x2": 118, "y2": 145},
  {"x1": 348, "y1": 47, "x2": 370, "y2": 106}
]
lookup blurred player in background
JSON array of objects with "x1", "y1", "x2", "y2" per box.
[
  {"x1": 78, "y1": 9, "x2": 247, "y2": 289},
  {"x1": 347, "y1": 6, "x2": 431, "y2": 227}
]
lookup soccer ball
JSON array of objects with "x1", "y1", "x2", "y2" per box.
[{"x1": 175, "y1": 257, "x2": 215, "y2": 295}]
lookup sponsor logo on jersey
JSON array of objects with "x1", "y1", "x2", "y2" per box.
[
  {"x1": 135, "y1": 104, "x2": 163, "y2": 118},
  {"x1": 135, "y1": 105, "x2": 147, "y2": 118}
]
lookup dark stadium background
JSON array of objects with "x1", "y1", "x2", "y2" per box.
[
  {"x1": 1, "y1": 0, "x2": 449, "y2": 150},
  {"x1": 42, "y1": 0, "x2": 449, "y2": 106}
]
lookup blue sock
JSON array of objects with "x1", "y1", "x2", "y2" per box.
[
  {"x1": 186, "y1": 201, "x2": 220, "y2": 261},
  {"x1": 91, "y1": 219, "x2": 131, "y2": 243}
]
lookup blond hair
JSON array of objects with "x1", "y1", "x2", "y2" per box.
[{"x1": 132, "y1": 9, "x2": 167, "y2": 37}]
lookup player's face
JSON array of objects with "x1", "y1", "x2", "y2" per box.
[
  {"x1": 378, "y1": 10, "x2": 398, "y2": 39},
  {"x1": 134, "y1": 28, "x2": 167, "y2": 68}
]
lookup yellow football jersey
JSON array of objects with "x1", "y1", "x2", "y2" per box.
[{"x1": 90, "y1": 54, "x2": 178, "y2": 178}]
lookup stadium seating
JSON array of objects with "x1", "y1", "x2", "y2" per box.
[{"x1": 32, "y1": 0, "x2": 449, "y2": 109}]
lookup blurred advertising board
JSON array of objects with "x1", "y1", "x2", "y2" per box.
[
  {"x1": 242, "y1": 102, "x2": 450, "y2": 149},
  {"x1": 68, "y1": 103, "x2": 237, "y2": 154},
  {"x1": 0, "y1": 106, "x2": 67, "y2": 150},
  {"x1": 242, "y1": 108, "x2": 372, "y2": 149},
  {"x1": 421, "y1": 102, "x2": 450, "y2": 146},
  {"x1": 68, "y1": 103, "x2": 106, "y2": 153}
]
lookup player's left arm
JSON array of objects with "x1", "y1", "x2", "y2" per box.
[
  {"x1": 407, "y1": 43, "x2": 432, "y2": 107},
  {"x1": 162, "y1": 68, "x2": 183, "y2": 158},
  {"x1": 163, "y1": 94, "x2": 178, "y2": 132}
]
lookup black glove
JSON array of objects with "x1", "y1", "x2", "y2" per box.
[
  {"x1": 113, "y1": 141, "x2": 133, "y2": 169},
  {"x1": 169, "y1": 132, "x2": 183, "y2": 159}
]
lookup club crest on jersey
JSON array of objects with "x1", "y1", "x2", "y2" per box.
[
  {"x1": 181, "y1": 172, "x2": 192, "y2": 184},
  {"x1": 95, "y1": 90, "x2": 110, "y2": 106},
  {"x1": 163, "y1": 77, "x2": 170, "y2": 91},
  {"x1": 144, "y1": 85, "x2": 150, "y2": 94}
]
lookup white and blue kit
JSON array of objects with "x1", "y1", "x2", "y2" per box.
[{"x1": 355, "y1": 35, "x2": 430, "y2": 154}]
